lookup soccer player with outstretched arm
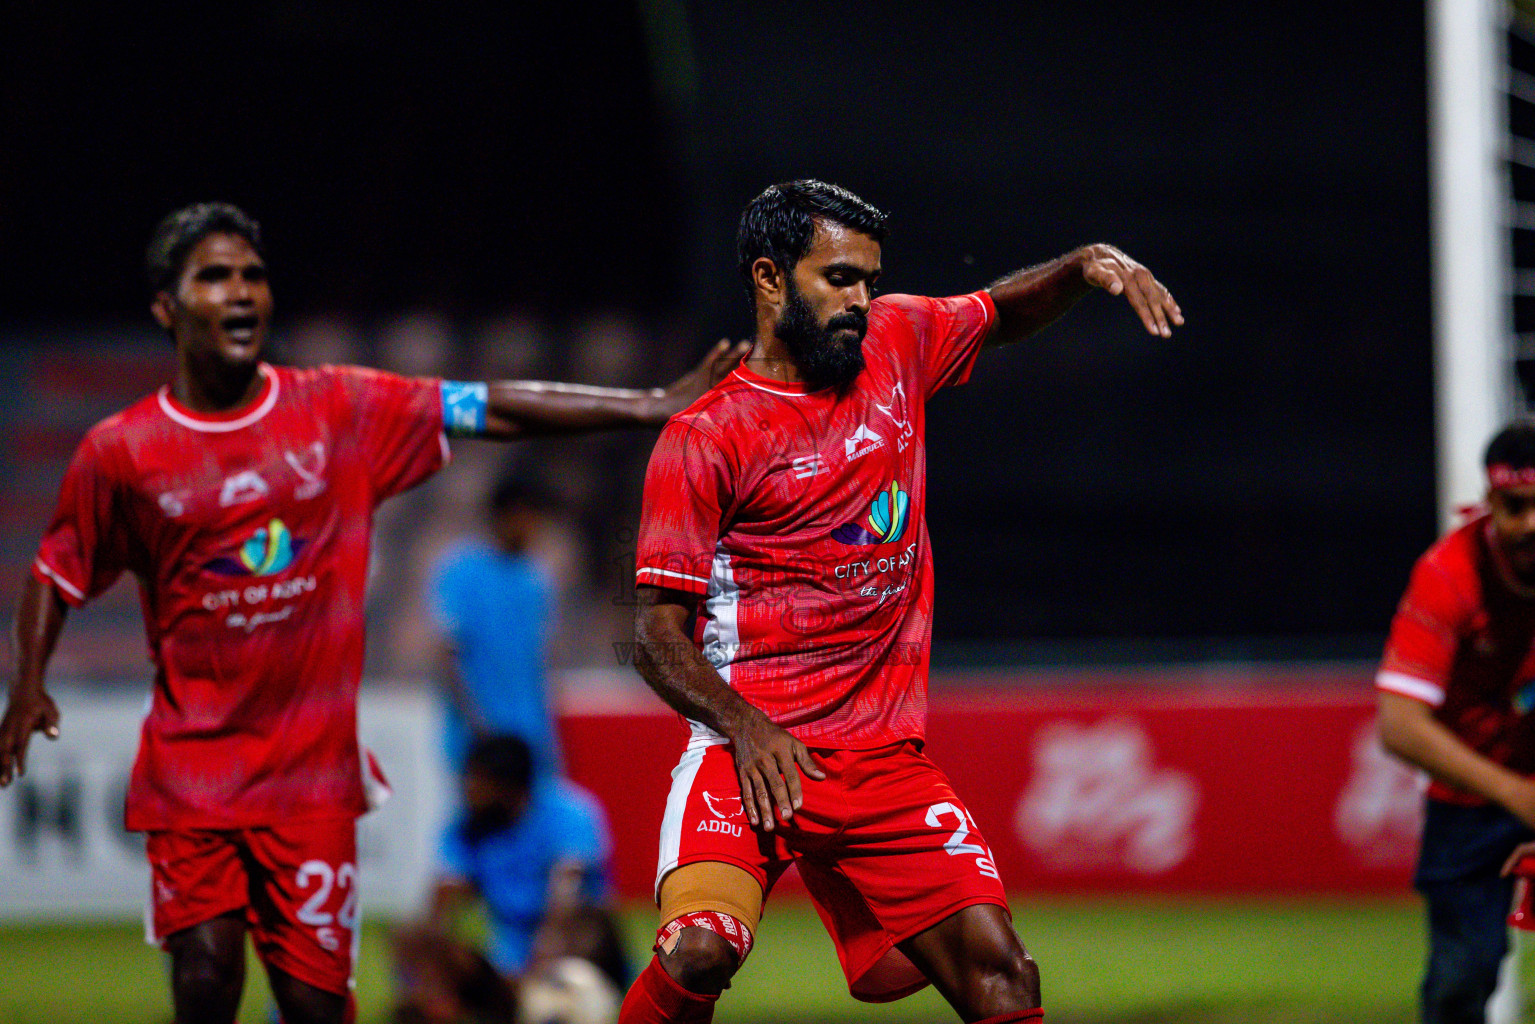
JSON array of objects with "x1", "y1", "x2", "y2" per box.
[
  {"x1": 0, "y1": 202, "x2": 745, "y2": 1024},
  {"x1": 1376, "y1": 420, "x2": 1535, "y2": 1024},
  {"x1": 621, "y1": 180, "x2": 1182, "y2": 1024}
]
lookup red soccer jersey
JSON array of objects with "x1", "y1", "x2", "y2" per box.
[
  {"x1": 634, "y1": 291, "x2": 996, "y2": 749},
  {"x1": 1376, "y1": 514, "x2": 1535, "y2": 803},
  {"x1": 33, "y1": 363, "x2": 448, "y2": 830}
]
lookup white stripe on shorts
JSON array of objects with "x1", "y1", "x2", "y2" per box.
[{"x1": 655, "y1": 743, "x2": 713, "y2": 900}]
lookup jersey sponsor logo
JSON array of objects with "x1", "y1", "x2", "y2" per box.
[
  {"x1": 284, "y1": 442, "x2": 328, "y2": 499},
  {"x1": 206, "y1": 518, "x2": 307, "y2": 576},
  {"x1": 1333, "y1": 723, "x2": 1422, "y2": 867},
  {"x1": 832, "y1": 480, "x2": 909, "y2": 545},
  {"x1": 702, "y1": 790, "x2": 744, "y2": 820},
  {"x1": 834, "y1": 542, "x2": 917, "y2": 580},
  {"x1": 844, "y1": 424, "x2": 886, "y2": 461},
  {"x1": 792, "y1": 454, "x2": 827, "y2": 479},
  {"x1": 218, "y1": 470, "x2": 270, "y2": 507},
  {"x1": 1013, "y1": 717, "x2": 1198, "y2": 874},
  {"x1": 872, "y1": 381, "x2": 914, "y2": 453}
]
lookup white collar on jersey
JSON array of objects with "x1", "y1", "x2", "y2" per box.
[{"x1": 156, "y1": 363, "x2": 279, "y2": 432}]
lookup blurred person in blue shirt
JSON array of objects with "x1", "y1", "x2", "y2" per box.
[
  {"x1": 392, "y1": 734, "x2": 625, "y2": 1024},
  {"x1": 430, "y1": 474, "x2": 561, "y2": 780}
]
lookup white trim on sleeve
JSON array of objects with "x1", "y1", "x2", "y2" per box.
[
  {"x1": 1376, "y1": 670, "x2": 1446, "y2": 707},
  {"x1": 636, "y1": 566, "x2": 711, "y2": 586},
  {"x1": 34, "y1": 557, "x2": 85, "y2": 601},
  {"x1": 966, "y1": 290, "x2": 993, "y2": 331}
]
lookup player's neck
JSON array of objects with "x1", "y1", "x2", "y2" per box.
[
  {"x1": 745, "y1": 335, "x2": 808, "y2": 385},
  {"x1": 173, "y1": 358, "x2": 266, "y2": 414}
]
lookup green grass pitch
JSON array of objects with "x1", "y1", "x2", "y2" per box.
[{"x1": 0, "y1": 896, "x2": 1436, "y2": 1023}]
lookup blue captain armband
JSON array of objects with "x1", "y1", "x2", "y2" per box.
[{"x1": 441, "y1": 380, "x2": 489, "y2": 436}]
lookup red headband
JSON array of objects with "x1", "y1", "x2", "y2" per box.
[{"x1": 1488, "y1": 463, "x2": 1535, "y2": 489}]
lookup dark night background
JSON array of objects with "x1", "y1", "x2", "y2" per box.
[{"x1": 0, "y1": 2, "x2": 1435, "y2": 663}]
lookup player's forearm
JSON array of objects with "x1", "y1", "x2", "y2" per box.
[
  {"x1": 9, "y1": 575, "x2": 66, "y2": 695},
  {"x1": 985, "y1": 247, "x2": 1097, "y2": 348},
  {"x1": 1377, "y1": 691, "x2": 1531, "y2": 808},
  {"x1": 481, "y1": 380, "x2": 667, "y2": 438},
  {"x1": 633, "y1": 614, "x2": 768, "y2": 741}
]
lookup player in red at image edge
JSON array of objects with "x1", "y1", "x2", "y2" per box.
[
  {"x1": 0, "y1": 202, "x2": 746, "y2": 1024},
  {"x1": 1377, "y1": 420, "x2": 1535, "y2": 1024},
  {"x1": 622, "y1": 180, "x2": 1183, "y2": 1024}
]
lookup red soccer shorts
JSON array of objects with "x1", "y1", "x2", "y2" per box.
[
  {"x1": 145, "y1": 817, "x2": 360, "y2": 996},
  {"x1": 656, "y1": 739, "x2": 1009, "y2": 1002}
]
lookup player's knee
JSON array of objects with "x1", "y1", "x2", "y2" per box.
[
  {"x1": 268, "y1": 970, "x2": 347, "y2": 1024},
  {"x1": 658, "y1": 926, "x2": 741, "y2": 995},
  {"x1": 968, "y1": 942, "x2": 1041, "y2": 1010},
  {"x1": 167, "y1": 921, "x2": 244, "y2": 992}
]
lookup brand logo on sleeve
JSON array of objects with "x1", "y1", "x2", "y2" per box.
[
  {"x1": 206, "y1": 518, "x2": 307, "y2": 576},
  {"x1": 832, "y1": 480, "x2": 909, "y2": 545}
]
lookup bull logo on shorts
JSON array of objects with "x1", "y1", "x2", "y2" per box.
[{"x1": 703, "y1": 791, "x2": 744, "y2": 820}]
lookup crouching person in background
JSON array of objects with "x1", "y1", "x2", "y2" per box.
[{"x1": 392, "y1": 734, "x2": 627, "y2": 1024}]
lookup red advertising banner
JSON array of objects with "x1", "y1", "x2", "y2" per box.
[{"x1": 560, "y1": 667, "x2": 1420, "y2": 899}]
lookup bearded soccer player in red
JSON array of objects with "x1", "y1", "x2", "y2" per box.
[
  {"x1": 0, "y1": 202, "x2": 744, "y2": 1024},
  {"x1": 622, "y1": 180, "x2": 1183, "y2": 1024},
  {"x1": 1377, "y1": 420, "x2": 1535, "y2": 1024}
]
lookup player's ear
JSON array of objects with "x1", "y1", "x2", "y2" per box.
[
  {"x1": 752, "y1": 257, "x2": 786, "y2": 308},
  {"x1": 150, "y1": 291, "x2": 176, "y2": 330}
]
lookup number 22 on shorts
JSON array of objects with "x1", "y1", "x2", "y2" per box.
[
  {"x1": 926, "y1": 802, "x2": 1001, "y2": 879},
  {"x1": 296, "y1": 859, "x2": 359, "y2": 951}
]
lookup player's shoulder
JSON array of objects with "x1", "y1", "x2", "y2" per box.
[
  {"x1": 1410, "y1": 517, "x2": 1486, "y2": 604},
  {"x1": 430, "y1": 539, "x2": 487, "y2": 587},
  {"x1": 75, "y1": 390, "x2": 162, "y2": 461},
  {"x1": 273, "y1": 362, "x2": 364, "y2": 394},
  {"x1": 870, "y1": 291, "x2": 990, "y2": 332},
  {"x1": 661, "y1": 375, "x2": 760, "y2": 447},
  {"x1": 542, "y1": 778, "x2": 609, "y2": 829}
]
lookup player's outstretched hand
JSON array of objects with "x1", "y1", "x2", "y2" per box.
[
  {"x1": 0, "y1": 687, "x2": 60, "y2": 787},
  {"x1": 1079, "y1": 243, "x2": 1184, "y2": 338},
  {"x1": 730, "y1": 713, "x2": 826, "y2": 833},
  {"x1": 656, "y1": 339, "x2": 752, "y2": 420}
]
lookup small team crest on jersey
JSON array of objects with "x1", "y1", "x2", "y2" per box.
[
  {"x1": 206, "y1": 518, "x2": 307, "y2": 576},
  {"x1": 832, "y1": 480, "x2": 909, "y2": 545}
]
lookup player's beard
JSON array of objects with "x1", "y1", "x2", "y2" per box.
[{"x1": 776, "y1": 279, "x2": 867, "y2": 392}]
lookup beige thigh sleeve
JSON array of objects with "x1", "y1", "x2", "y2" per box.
[{"x1": 657, "y1": 861, "x2": 765, "y2": 935}]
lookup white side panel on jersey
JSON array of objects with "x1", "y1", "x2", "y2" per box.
[
  {"x1": 688, "y1": 543, "x2": 741, "y2": 750},
  {"x1": 655, "y1": 743, "x2": 709, "y2": 898},
  {"x1": 699, "y1": 543, "x2": 740, "y2": 684}
]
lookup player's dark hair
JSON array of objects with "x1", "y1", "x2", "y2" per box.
[
  {"x1": 736, "y1": 180, "x2": 888, "y2": 306},
  {"x1": 1485, "y1": 419, "x2": 1535, "y2": 469},
  {"x1": 145, "y1": 202, "x2": 265, "y2": 295},
  {"x1": 465, "y1": 733, "x2": 534, "y2": 792}
]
